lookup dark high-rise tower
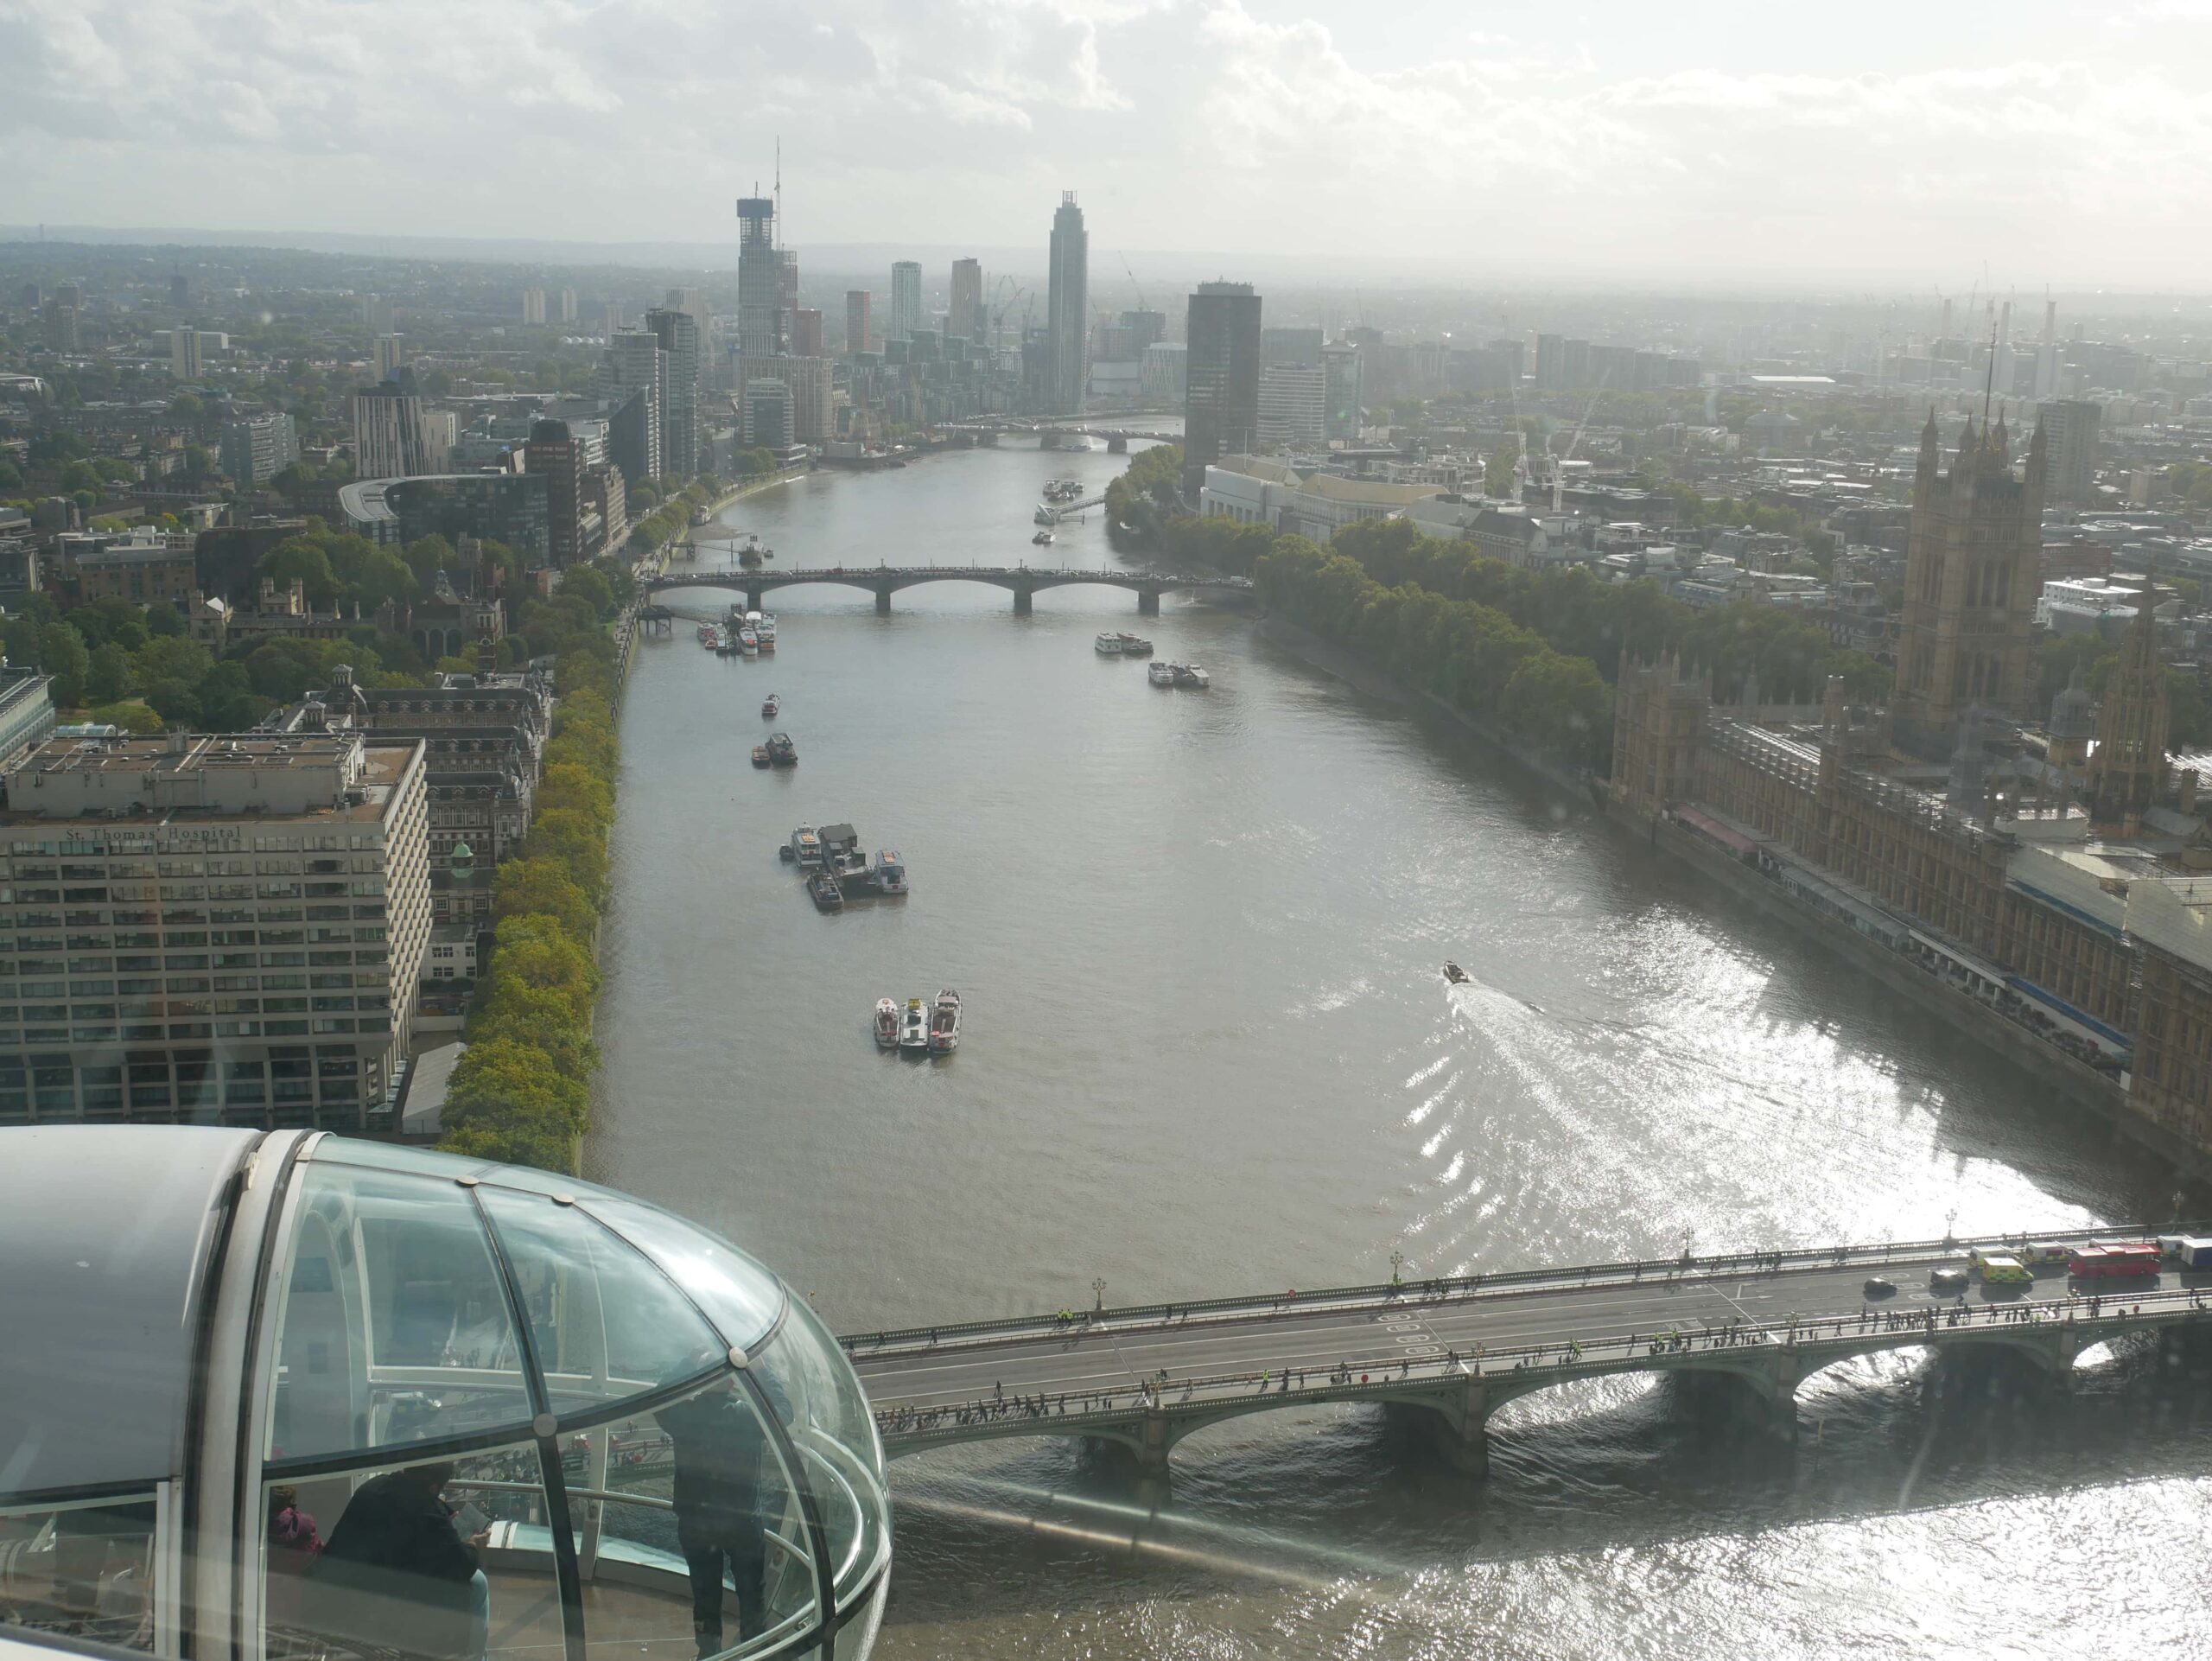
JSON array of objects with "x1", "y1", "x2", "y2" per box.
[
  {"x1": 1046, "y1": 193, "x2": 1088, "y2": 413},
  {"x1": 1183, "y1": 282, "x2": 1262, "y2": 495},
  {"x1": 735, "y1": 194, "x2": 783, "y2": 358},
  {"x1": 950, "y1": 258, "x2": 983, "y2": 344}
]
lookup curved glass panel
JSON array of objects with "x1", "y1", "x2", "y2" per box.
[
  {"x1": 305, "y1": 1140, "x2": 499, "y2": 1181},
  {"x1": 266, "y1": 1167, "x2": 533, "y2": 1463},
  {"x1": 576, "y1": 1195, "x2": 785, "y2": 1354},
  {"x1": 476, "y1": 1187, "x2": 724, "y2": 1419},
  {"x1": 0, "y1": 1493, "x2": 159, "y2": 1652},
  {"x1": 746, "y1": 1298, "x2": 887, "y2": 1610},
  {"x1": 263, "y1": 1442, "x2": 556, "y2": 1661}
]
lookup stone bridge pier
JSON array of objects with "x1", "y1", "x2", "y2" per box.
[
  {"x1": 1137, "y1": 588, "x2": 1160, "y2": 615},
  {"x1": 1012, "y1": 584, "x2": 1034, "y2": 615},
  {"x1": 874, "y1": 584, "x2": 893, "y2": 615}
]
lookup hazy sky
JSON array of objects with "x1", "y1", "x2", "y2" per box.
[{"x1": 6, "y1": 0, "x2": 2212, "y2": 285}]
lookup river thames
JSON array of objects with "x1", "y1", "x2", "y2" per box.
[{"x1": 588, "y1": 442, "x2": 2212, "y2": 1658}]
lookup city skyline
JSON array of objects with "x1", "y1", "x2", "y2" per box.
[{"x1": 8, "y1": 1, "x2": 2212, "y2": 285}]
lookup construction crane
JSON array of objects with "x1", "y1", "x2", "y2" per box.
[
  {"x1": 1553, "y1": 375, "x2": 1611, "y2": 513},
  {"x1": 1119, "y1": 253, "x2": 1147, "y2": 315},
  {"x1": 990, "y1": 285, "x2": 1029, "y2": 337}
]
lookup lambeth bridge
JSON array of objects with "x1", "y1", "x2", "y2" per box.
[
  {"x1": 837, "y1": 1224, "x2": 2212, "y2": 1481},
  {"x1": 645, "y1": 565, "x2": 1254, "y2": 616}
]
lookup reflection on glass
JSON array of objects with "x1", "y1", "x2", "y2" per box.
[
  {"x1": 747, "y1": 1297, "x2": 887, "y2": 1609},
  {"x1": 0, "y1": 1497, "x2": 159, "y2": 1651},
  {"x1": 267, "y1": 1167, "x2": 531, "y2": 1462},
  {"x1": 476, "y1": 1188, "x2": 722, "y2": 1419},
  {"x1": 575, "y1": 1195, "x2": 785, "y2": 1355}
]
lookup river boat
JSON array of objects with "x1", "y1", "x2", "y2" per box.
[
  {"x1": 1095, "y1": 633, "x2": 1122, "y2": 655},
  {"x1": 1147, "y1": 660, "x2": 1176, "y2": 686},
  {"x1": 928, "y1": 988, "x2": 963, "y2": 1054},
  {"x1": 1116, "y1": 633, "x2": 1153, "y2": 657},
  {"x1": 1445, "y1": 961, "x2": 1469, "y2": 984},
  {"x1": 766, "y1": 732, "x2": 798, "y2": 767},
  {"x1": 899, "y1": 997, "x2": 930, "y2": 1052},
  {"x1": 1174, "y1": 664, "x2": 1211, "y2": 689},
  {"x1": 761, "y1": 694, "x2": 781, "y2": 718},
  {"x1": 739, "y1": 627, "x2": 760, "y2": 655},
  {"x1": 696, "y1": 622, "x2": 714, "y2": 643},
  {"x1": 1044, "y1": 477, "x2": 1084, "y2": 501},
  {"x1": 1034, "y1": 505, "x2": 1059, "y2": 525},
  {"x1": 807, "y1": 873, "x2": 843, "y2": 913},
  {"x1": 751, "y1": 744, "x2": 771, "y2": 768},
  {"x1": 874, "y1": 998, "x2": 900, "y2": 1049},
  {"x1": 756, "y1": 614, "x2": 777, "y2": 649},
  {"x1": 702, "y1": 626, "x2": 722, "y2": 652},
  {"x1": 871, "y1": 850, "x2": 908, "y2": 894},
  {"x1": 1032, "y1": 531, "x2": 1054, "y2": 546},
  {"x1": 739, "y1": 548, "x2": 761, "y2": 568},
  {"x1": 818, "y1": 823, "x2": 866, "y2": 877},
  {"x1": 788, "y1": 824, "x2": 821, "y2": 865}
]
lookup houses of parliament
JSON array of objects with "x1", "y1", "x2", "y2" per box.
[{"x1": 1612, "y1": 409, "x2": 2212, "y2": 1166}]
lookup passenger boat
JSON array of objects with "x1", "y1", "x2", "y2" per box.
[
  {"x1": 808, "y1": 872, "x2": 844, "y2": 913},
  {"x1": 1147, "y1": 660, "x2": 1176, "y2": 686},
  {"x1": 702, "y1": 626, "x2": 722, "y2": 652},
  {"x1": 871, "y1": 850, "x2": 908, "y2": 895},
  {"x1": 928, "y1": 988, "x2": 963, "y2": 1054},
  {"x1": 1174, "y1": 664, "x2": 1211, "y2": 689},
  {"x1": 788, "y1": 824, "x2": 821, "y2": 865},
  {"x1": 739, "y1": 627, "x2": 760, "y2": 655},
  {"x1": 1116, "y1": 633, "x2": 1153, "y2": 657},
  {"x1": 1095, "y1": 633, "x2": 1122, "y2": 655},
  {"x1": 696, "y1": 622, "x2": 714, "y2": 643},
  {"x1": 899, "y1": 997, "x2": 930, "y2": 1052},
  {"x1": 1032, "y1": 531, "x2": 1054, "y2": 546},
  {"x1": 761, "y1": 694, "x2": 781, "y2": 718},
  {"x1": 751, "y1": 744, "x2": 771, "y2": 768},
  {"x1": 874, "y1": 998, "x2": 901, "y2": 1049},
  {"x1": 756, "y1": 614, "x2": 778, "y2": 649},
  {"x1": 1444, "y1": 961, "x2": 1469, "y2": 984},
  {"x1": 766, "y1": 732, "x2": 798, "y2": 767}
]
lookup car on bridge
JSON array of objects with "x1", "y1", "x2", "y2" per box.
[
  {"x1": 1930, "y1": 1265, "x2": 1971, "y2": 1295},
  {"x1": 1862, "y1": 1276, "x2": 1897, "y2": 1299}
]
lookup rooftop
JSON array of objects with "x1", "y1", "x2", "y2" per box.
[{"x1": 2, "y1": 732, "x2": 421, "y2": 824}]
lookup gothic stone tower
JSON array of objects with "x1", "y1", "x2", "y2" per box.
[
  {"x1": 1611, "y1": 652, "x2": 1711, "y2": 815},
  {"x1": 2085, "y1": 593, "x2": 2171, "y2": 831},
  {"x1": 1892, "y1": 410, "x2": 2046, "y2": 754}
]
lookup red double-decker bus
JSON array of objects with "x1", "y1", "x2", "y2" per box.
[{"x1": 2068, "y1": 1243, "x2": 2162, "y2": 1279}]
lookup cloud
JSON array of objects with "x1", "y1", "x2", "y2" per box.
[{"x1": 3, "y1": 0, "x2": 2210, "y2": 282}]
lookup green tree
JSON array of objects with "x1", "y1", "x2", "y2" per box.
[
  {"x1": 522, "y1": 808, "x2": 608, "y2": 905},
  {"x1": 86, "y1": 641, "x2": 134, "y2": 704},
  {"x1": 38, "y1": 623, "x2": 89, "y2": 708},
  {"x1": 196, "y1": 661, "x2": 270, "y2": 730},
  {"x1": 560, "y1": 565, "x2": 615, "y2": 620},
  {"x1": 493, "y1": 857, "x2": 599, "y2": 944},
  {"x1": 257, "y1": 539, "x2": 339, "y2": 608}
]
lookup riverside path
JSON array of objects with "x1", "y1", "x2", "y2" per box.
[{"x1": 840, "y1": 1225, "x2": 2212, "y2": 1480}]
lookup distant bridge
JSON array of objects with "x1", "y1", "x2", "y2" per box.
[
  {"x1": 840, "y1": 1224, "x2": 2212, "y2": 1482},
  {"x1": 646, "y1": 565, "x2": 1253, "y2": 616}
]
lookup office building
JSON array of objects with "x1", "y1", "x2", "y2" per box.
[
  {"x1": 746, "y1": 378, "x2": 795, "y2": 451},
  {"x1": 169, "y1": 272, "x2": 189, "y2": 309},
  {"x1": 1262, "y1": 327, "x2": 1325, "y2": 368},
  {"x1": 646, "y1": 308, "x2": 701, "y2": 477},
  {"x1": 665, "y1": 286, "x2": 712, "y2": 388},
  {"x1": 523, "y1": 419, "x2": 586, "y2": 566},
  {"x1": 594, "y1": 328, "x2": 665, "y2": 480},
  {"x1": 352, "y1": 379, "x2": 447, "y2": 480},
  {"x1": 736, "y1": 196, "x2": 782, "y2": 356},
  {"x1": 779, "y1": 251, "x2": 799, "y2": 349},
  {"x1": 1183, "y1": 281, "x2": 1262, "y2": 494},
  {"x1": 45, "y1": 302, "x2": 79, "y2": 351},
  {"x1": 560, "y1": 287, "x2": 579, "y2": 324},
  {"x1": 740, "y1": 355, "x2": 832, "y2": 444},
  {"x1": 522, "y1": 287, "x2": 547, "y2": 326},
  {"x1": 845, "y1": 290, "x2": 872, "y2": 354},
  {"x1": 950, "y1": 258, "x2": 983, "y2": 343},
  {"x1": 2041, "y1": 398, "x2": 2102, "y2": 504},
  {"x1": 171, "y1": 327, "x2": 203, "y2": 381},
  {"x1": 337, "y1": 474, "x2": 550, "y2": 565},
  {"x1": 1257, "y1": 362, "x2": 1326, "y2": 449},
  {"x1": 890, "y1": 262, "x2": 923, "y2": 342},
  {"x1": 0, "y1": 669, "x2": 55, "y2": 768},
  {"x1": 1046, "y1": 193, "x2": 1088, "y2": 413},
  {"x1": 1141, "y1": 341, "x2": 1188, "y2": 403},
  {"x1": 0, "y1": 729, "x2": 432, "y2": 1127},
  {"x1": 791, "y1": 308, "x2": 824, "y2": 358},
  {"x1": 1322, "y1": 341, "x2": 1363, "y2": 439},
  {"x1": 373, "y1": 334, "x2": 408, "y2": 381},
  {"x1": 219, "y1": 413, "x2": 300, "y2": 488},
  {"x1": 69, "y1": 527, "x2": 200, "y2": 607}
]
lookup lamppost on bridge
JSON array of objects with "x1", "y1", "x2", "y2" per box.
[
  {"x1": 1093, "y1": 1276, "x2": 1107, "y2": 1313},
  {"x1": 1944, "y1": 1207, "x2": 1959, "y2": 1248},
  {"x1": 1389, "y1": 1249, "x2": 1405, "y2": 1290}
]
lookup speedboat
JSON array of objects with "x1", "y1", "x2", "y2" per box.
[
  {"x1": 874, "y1": 998, "x2": 901, "y2": 1049},
  {"x1": 928, "y1": 988, "x2": 963, "y2": 1054},
  {"x1": 751, "y1": 744, "x2": 771, "y2": 768},
  {"x1": 1095, "y1": 633, "x2": 1122, "y2": 655},
  {"x1": 761, "y1": 694, "x2": 780, "y2": 718},
  {"x1": 1147, "y1": 660, "x2": 1176, "y2": 686},
  {"x1": 872, "y1": 850, "x2": 908, "y2": 894},
  {"x1": 1175, "y1": 664, "x2": 1211, "y2": 689},
  {"x1": 702, "y1": 626, "x2": 721, "y2": 651},
  {"x1": 808, "y1": 872, "x2": 843, "y2": 913},
  {"x1": 899, "y1": 997, "x2": 930, "y2": 1052},
  {"x1": 790, "y1": 824, "x2": 821, "y2": 865},
  {"x1": 1445, "y1": 962, "x2": 1469, "y2": 984}
]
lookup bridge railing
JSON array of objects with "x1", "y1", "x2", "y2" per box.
[
  {"x1": 839, "y1": 1219, "x2": 2212, "y2": 1354},
  {"x1": 650, "y1": 567, "x2": 1249, "y2": 585},
  {"x1": 872, "y1": 1282, "x2": 2212, "y2": 1435}
]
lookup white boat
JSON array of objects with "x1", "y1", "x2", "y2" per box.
[
  {"x1": 899, "y1": 997, "x2": 930, "y2": 1052},
  {"x1": 1116, "y1": 633, "x2": 1153, "y2": 658},
  {"x1": 874, "y1": 998, "x2": 900, "y2": 1050},
  {"x1": 928, "y1": 988, "x2": 963, "y2": 1054},
  {"x1": 790, "y1": 824, "x2": 822, "y2": 866},
  {"x1": 1032, "y1": 531, "x2": 1054, "y2": 546},
  {"x1": 1095, "y1": 633, "x2": 1122, "y2": 655},
  {"x1": 1175, "y1": 664, "x2": 1211, "y2": 689},
  {"x1": 756, "y1": 614, "x2": 778, "y2": 646},
  {"x1": 739, "y1": 627, "x2": 760, "y2": 655},
  {"x1": 1147, "y1": 660, "x2": 1176, "y2": 686}
]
